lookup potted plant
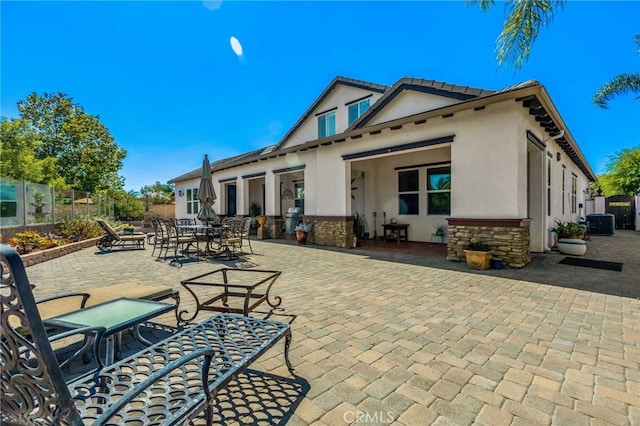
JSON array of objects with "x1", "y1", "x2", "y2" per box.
[
  {"x1": 248, "y1": 202, "x2": 261, "y2": 228},
  {"x1": 122, "y1": 224, "x2": 135, "y2": 234},
  {"x1": 553, "y1": 220, "x2": 587, "y2": 255},
  {"x1": 432, "y1": 223, "x2": 447, "y2": 244},
  {"x1": 353, "y1": 212, "x2": 366, "y2": 247},
  {"x1": 463, "y1": 241, "x2": 494, "y2": 270},
  {"x1": 295, "y1": 222, "x2": 313, "y2": 245}
]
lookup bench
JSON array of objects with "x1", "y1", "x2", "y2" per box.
[{"x1": 0, "y1": 244, "x2": 294, "y2": 425}]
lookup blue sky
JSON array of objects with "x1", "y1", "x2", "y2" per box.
[{"x1": 2, "y1": 1, "x2": 639, "y2": 192}]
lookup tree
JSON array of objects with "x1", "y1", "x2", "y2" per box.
[
  {"x1": 593, "y1": 34, "x2": 640, "y2": 108},
  {"x1": 16, "y1": 92, "x2": 127, "y2": 193},
  {"x1": 140, "y1": 181, "x2": 174, "y2": 205},
  {"x1": 596, "y1": 147, "x2": 640, "y2": 196},
  {"x1": 467, "y1": 0, "x2": 565, "y2": 69},
  {"x1": 114, "y1": 191, "x2": 144, "y2": 220},
  {"x1": 0, "y1": 118, "x2": 63, "y2": 186}
]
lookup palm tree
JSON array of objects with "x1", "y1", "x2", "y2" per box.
[
  {"x1": 470, "y1": 2, "x2": 639, "y2": 108},
  {"x1": 467, "y1": 0, "x2": 565, "y2": 69},
  {"x1": 593, "y1": 34, "x2": 640, "y2": 108}
]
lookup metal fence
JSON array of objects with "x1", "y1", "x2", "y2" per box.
[{"x1": 0, "y1": 177, "x2": 115, "y2": 228}]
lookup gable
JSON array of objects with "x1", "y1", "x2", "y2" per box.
[
  {"x1": 277, "y1": 78, "x2": 387, "y2": 150},
  {"x1": 364, "y1": 90, "x2": 462, "y2": 126}
]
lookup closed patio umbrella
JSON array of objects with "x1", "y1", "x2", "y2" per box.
[{"x1": 196, "y1": 154, "x2": 218, "y2": 224}]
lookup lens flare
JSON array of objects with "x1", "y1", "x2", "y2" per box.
[
  {"x1": 202, "y1": 1, "x2": 222, "y2": 11},
  {"x1": 230, "y1": 36, "x2": 243, "y2": 57}
]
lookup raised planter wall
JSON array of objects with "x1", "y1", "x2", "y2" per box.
[
  {"x1": 446, "y1": 218, "x2": 531, "y2": 268},
  {"x1": 18, "y1": 237, "x2": 102, "y2": 267}
]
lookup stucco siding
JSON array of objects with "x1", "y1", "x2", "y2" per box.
[
  {"x1": 281, "y1": 85, "x2": 384, "y2": 150},
  {"x1": 451, "y1": 104, "x2": 522, "y2": 218},
  {"x1": 368, "y1": 91, "x2": 460, "y2": 125}
]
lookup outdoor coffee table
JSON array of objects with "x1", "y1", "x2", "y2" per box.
[
  {"x1": 179, "y1": 268, "x2": 282, "y2": 324},
  {"x1": 44, "y1": 297, "x2": 176, "y2": 365}
]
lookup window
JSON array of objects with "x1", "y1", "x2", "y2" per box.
[
  {"x1": 186, "y1": 188, "x2": 199, "y2": 215},
  {"x1": 547, "y1": 155, "x2": 552, "y2": 216},
  {"x1": 427, "y1": 166, "x2": 451, "y2": 215},
  {"x1": 318, "y1": 111, "x2": 336, "y2": 138},
  {"x1": 348, "y1": 98, "x2": 370, "y2": 125},
  {"x1": 398, "y1": 170, "x2": 419, "y2": 215},
  {"x1": 562, "y1": 166, "x2": 566, "y2": 215},
  {"x1": 571, "y1": 174, "x2": 577, "y2": 213}
]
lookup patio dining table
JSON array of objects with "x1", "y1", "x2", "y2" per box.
[{"x1": 176, "y1": 223, "x2": 233, "y2": 259}]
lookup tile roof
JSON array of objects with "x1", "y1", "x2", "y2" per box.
[
  {"x1": 169, "y1": 77, "x2": 592, "y2": 183},
  {"x1": 348, "y1": 77, "x2": 496, "y2": 129}
]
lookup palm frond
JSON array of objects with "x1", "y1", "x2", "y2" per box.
[
  {"x1": 465, "y1": 0, "x2": 495, "y2": 12},
  {"x1": 497, "y1": 0, "x2": 565, "y2": 69},
  {"x1": 593, "y1": 73, "x2": 640, "y2": 108}
]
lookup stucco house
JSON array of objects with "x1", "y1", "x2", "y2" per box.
[{"x1": 169, "y1": 76, "x2": 596, "y2": 267}]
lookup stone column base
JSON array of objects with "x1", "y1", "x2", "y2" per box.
[
  {"x1": 300, "y1": 216, "x2": 354, "y2": 248},
  {"x1": 446, "y1": 218, "x2": 531, "y2": 268}
]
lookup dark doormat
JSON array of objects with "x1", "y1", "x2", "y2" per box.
[{"x1": 559, "y1": 257, "x2": 623, "y2": 272}]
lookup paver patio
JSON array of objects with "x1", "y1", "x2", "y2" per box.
[{"x1": 24, "y1": 230, "x2": 640, "y2": 425}]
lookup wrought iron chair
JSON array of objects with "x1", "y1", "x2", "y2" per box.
[
  {"x1": 239, "y1": 216, "x2": 254, "y2": 254},
  {"x1": 0, "y1": 244, "x2": 216, "y2": 425},
  {"x1": 163, "y1": 218, "x2": 198, "y2": 264}
]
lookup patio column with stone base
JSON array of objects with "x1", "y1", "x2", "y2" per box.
[
  {"x1": 302, "y1": 216, "x2": 354, "y2": 248},
  {"x1": 446, "y1": 218, "x2": 531, "y2": 268}
]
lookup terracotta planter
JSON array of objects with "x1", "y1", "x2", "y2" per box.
[
  {"x1": 257, "y1": 216, "x2": 268, "y2": 227},
  {"x1": 463, "y1": 250, "x2": 494, "y2": 270},
  {"x1": 296, "y1": 230, "x2": 307, "y2": 245}
]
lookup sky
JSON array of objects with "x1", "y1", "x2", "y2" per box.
[{"x1": 2, "y1": 1, "x2": 639, "y2": 192}]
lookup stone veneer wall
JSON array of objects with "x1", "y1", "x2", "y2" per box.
[
  {"x1": 446, "y1": 218, "x2": 531, "y2": 268},
  {"x1": 302, "y1": 216, "x2": 354, "y2": 248}
]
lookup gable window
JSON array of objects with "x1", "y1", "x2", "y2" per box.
[
  {"x1": 571, "y1": 174, "x2": 577, "y2": 214},
  {"x1": 318, "y1": 111, "x2": 336, "y2": 138},
  {"x1": 186, "y1": 188, "x2": 199, "y2": 215},
  {"x1": 427, "y1": 166, "x2": 451, "y2": 215},
  {"x1": 348, "y1": 98, "x2": 370, "y2": 125},
  {"x1": 398, "y1": 170, "x2": 419, "y2": 215}
]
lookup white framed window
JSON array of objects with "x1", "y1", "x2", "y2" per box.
[
  {"x1": 348, "y1": 98, "x2": 370, "y2": 125},
  {"x1": 562, "y1": 166, "x2": 566, "y2": 215},
  {"x1": 398, "y1": 170, "x2": 419, "y2": 215},
  {"x1": 571, "y1": 174, "x2": 577, "y2": 214},
  {"x1": 426, "y1": 166, "x2": 451, "y2": 215},
  {"x1": 186, "y1": 188, "x2": 199, "y2": 215},
  {"x1": 547, "y1": 154, "x2": 552, "y2": 216},
  {"x1": 318, "y1": 110, "x2": 336, "y2": 138}
]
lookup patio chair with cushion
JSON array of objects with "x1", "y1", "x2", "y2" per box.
[{"x1": 95, "y1": 219, "x2": 146, "y2": 252}]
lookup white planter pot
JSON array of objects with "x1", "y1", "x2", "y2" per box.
[{"x1": 557, "y1": 238, "x2": 587, "y2": 256}]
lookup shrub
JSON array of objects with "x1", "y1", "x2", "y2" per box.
[
  {"x1": 58, "y1": 216, "x2": 103, "y2": 241},
  {"x1": 465, "y1": 241, "x2": 492, "y2": 251},
  {"x1": 9, "y1": 231, "x2": 46, "y2": 250}
]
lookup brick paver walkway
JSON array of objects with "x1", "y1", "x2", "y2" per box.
[{"x1": 24, "y1": 230, "x2": 640, "y2": 425}]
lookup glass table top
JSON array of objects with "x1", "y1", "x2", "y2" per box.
[{"x1": 46, "y1": 298, "x2": 175, "y2": 332}]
